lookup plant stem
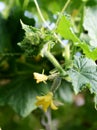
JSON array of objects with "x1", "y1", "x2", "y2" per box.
[
  {"x1": 51, "y1": 77, "x2": 62, "y2": 93},
  {"x1": 33, "y1": 0, "x2": 67, "y2": 75},
  {"x1": 33, "y1": 0, "x2": 51, "y2": 30},
  {"x1": 41, "y1": 109, "x2": 52, "y2": 130},
  {"x1": 78, "y1": 3, "x2": 85, "y2": 36},
  {"x1": 23, "y1": 0, "x2": 29, "y2": 9},
  {"x1": 44, "y1": 51, "x2": 66, "y2": 75},
  {"x1": 62, "y1": 0, "x2": 72, "y2": 14},
  {"x1": 64, "y1": 43, "x2": 70, "y2": 61},
  {"x1": 56, "y1": 0, "x2": 72, "y2": 26},
  {"x1": 33, "y1": 0, "x2": 65, "y2": 46},
  {"x1": 16, "y1": 0, "x2": 21, "y2": 6}
]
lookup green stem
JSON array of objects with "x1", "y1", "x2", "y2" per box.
[
  {"x1": 51, "y1": 77, "x2": 62, "y2": 93},
  {"x1": 44, "y1": 51, "x2": 66, "y2": 75},
  {"x1": 16, "y1": 0, "x2": 21, "y2": 6},
  {"x1": 33, "y1": 0, "x2": 51, "y2": 30},
  {"x1": 61, "y1": 0, "x2": 72, "y2": 14},
  {"x1": 56, "y1": 0, "x2": 72, "y2": 26},
  {"x1": 33, "y1": 0, "x2": 68, "y2": 75},
  {"x1": 33, "y1": 0, "x2": 65, "y2": 46},
  {"x1": 78, "y1": 3, "x2": 85, "y2": 36},
  {"x1": 23, "y1": 0, "x2": 29, "y2": 9},
  {"x1": 64, "y1": 43, "x2": 70, "y2": 61},
  {"x1": 41, "y1": 109, "x2": 52, "y2": 130}
]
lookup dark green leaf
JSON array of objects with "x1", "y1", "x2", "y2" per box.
[
  {"x1": 0, "y1": 14, "x2": 11, "y2": 53},
  {"x1": 0, "y1": 76, "x2": 49, "y2": 117},
  {"x1": 0, "y1": 76, "x2": 37, "y2": 117}
]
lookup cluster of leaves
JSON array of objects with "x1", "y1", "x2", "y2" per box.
[
  {"x1": 1, "y1": 0, "x2": 97, "y2": 129},
  {"x1": 18, "y1": 21, "x2": 59, "y2": 56}
]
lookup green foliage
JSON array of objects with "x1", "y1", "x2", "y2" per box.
[
  {"x1": 0, "y1": 76, "x2": 37, "y2": 117},
  {"x1": 0, "y1": 76, "x2": 49, "y2": 117},
  {"x1": 56, "y1": 15, "x2": 80, "y2": 44},
  {"x1": 1, "y1": 0, "x2": 97, "y2": 129},
  {"x1": 78, "y1": 43, "x2": 97, "y2": 60},
  {"x1": 68, "y1": 56, "x2": 97, "y2": 94},
  {"x1": 18, "y1": 21, "x2": 58, "y2": 56}
]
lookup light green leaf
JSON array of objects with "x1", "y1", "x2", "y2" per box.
[
  {"x1": 68, "y1": 56, "x2": 97, "y2": 94},
  {"x1": 18, "y1": 21, "x2": 57, "y2": 56},
  {"x1": 83, "y1": 6, "x2": 97, "y2": 47},
  {"x1": 20, "y1": 20, "x2": 40, "y2": 45},
  {"x1": 78, "y1": 42, "x2": 97, "y2": 60},
  {"x1": 56, "y1": 15, "x2": 80, "y2": 43}
]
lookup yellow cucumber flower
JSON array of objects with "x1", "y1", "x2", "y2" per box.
[
  {"x1": 36, "y1": 92, "x2": 58, "y2": 112},
  {"x1": 33, "y1": 72, "x2": 48, "y2": 83}
]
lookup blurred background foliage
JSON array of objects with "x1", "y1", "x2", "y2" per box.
[{"x1": 0, "y1": 0, "x2": 97, "y2": 130}]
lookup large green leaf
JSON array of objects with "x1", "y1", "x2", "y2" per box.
[
  {"x1": 83, "y1": 6, "x2": 97, "y2": 47},
  {"x1": 68, "y1": 56, "x2": 97, "y2": 94},
  {"x1": 0, "y1": 76, "x2": 37, "y2": 117},
  {"x1": 56, "y1": 15, "x2": 80, "y2": 44},
  {"x1": 0, "y1": 76, "x2": 49, "y2": 117}
]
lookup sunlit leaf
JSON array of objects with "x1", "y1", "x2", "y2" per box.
[{"x1": 56, "y1": 15, "x2": 80, "y2": 44}]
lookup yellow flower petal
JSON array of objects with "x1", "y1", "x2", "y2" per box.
[
  {"x1": 36, "y1": 100, "x2": 44, "y2": 106},
  {"x1": 51, "y1": 101, "x2": 58, "y2": 110},
  {"x1": 36, "y1": 96, "x2": 44, "y2": 100},
  {"x1": 33, "y1": 72, "x2": 48, "y2": 83},
  {"x1": 42, "y1": 102, "x2": 50, "y2": 112},
  {"x1": 35, "y1": 92, "x2": 58, "y2": 112}
]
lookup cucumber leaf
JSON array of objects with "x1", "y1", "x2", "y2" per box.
[
  {"x1": 68, "y1": 56, "x2": 97, "y2": 94},
  {"x1": 0, "y1": 76, "x2": 49, "y2": 117}
]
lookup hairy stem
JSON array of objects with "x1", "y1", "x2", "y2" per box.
[
  {"x1": 44, "y1": 51, "x2": 66, "y2": 75},
  {"x1": 33, "y1": 0, "x2": 51, "y2": 30}
]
